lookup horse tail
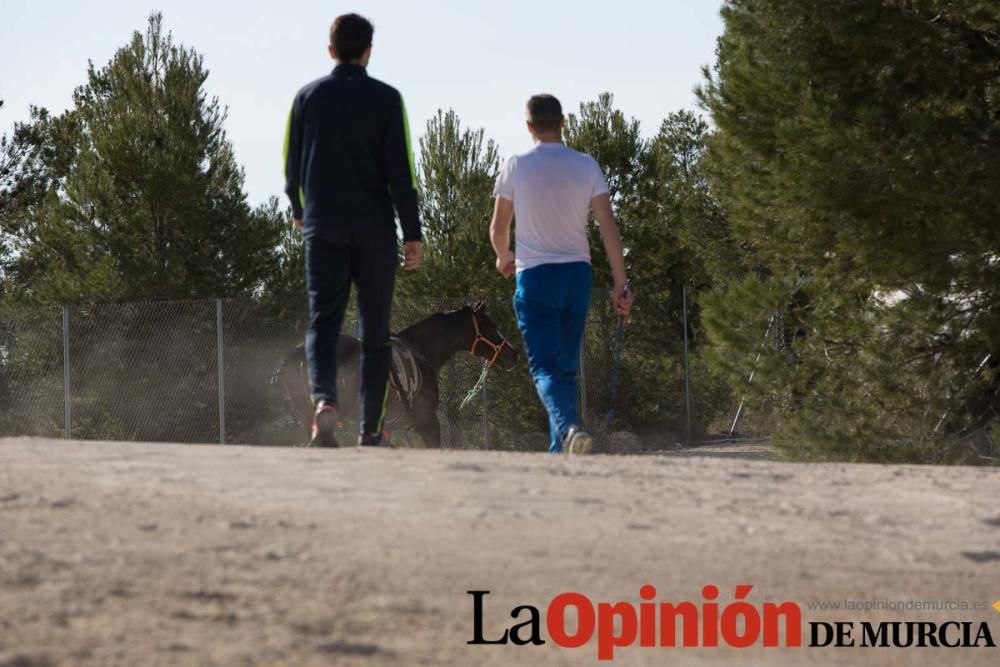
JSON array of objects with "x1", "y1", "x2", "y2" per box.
[
  {"x1": 273, "y1": 345, "x2": 312, "y2": 427},
  {"x1": 271, "y1": 345, "x2": 306, "y2": 386}
]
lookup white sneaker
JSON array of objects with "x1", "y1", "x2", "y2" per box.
[{"x1": 564, "y1": 426, "x2": 594, "y2": 455}]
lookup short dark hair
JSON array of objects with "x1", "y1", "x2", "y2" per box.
[
  {"x1": 330, "y1": 13, "x2": 374, "y2": 62},
  {"x1": 527, "y1": 95, "x2": 563, "y2": 133}
]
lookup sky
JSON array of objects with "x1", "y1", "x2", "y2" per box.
[{"x1": 0, "y1": 0, "x2": 725, "y2": 207}]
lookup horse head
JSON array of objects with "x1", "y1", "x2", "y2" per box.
[{"x1": 466, "y1": 302, "x2": 519, "y2": 371}]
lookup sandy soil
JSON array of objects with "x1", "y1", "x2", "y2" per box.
[{"x1": 1, "y1": 437, "x2": 998, "y2": 666}]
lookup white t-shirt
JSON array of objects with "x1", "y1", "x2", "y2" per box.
[{"x1": 494, "y1": 142, "x2": 609, "y2": 272}]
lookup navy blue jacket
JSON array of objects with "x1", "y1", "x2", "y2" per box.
[{"x1": 284, "y1": 64, "x2": 422, "y2": 242}]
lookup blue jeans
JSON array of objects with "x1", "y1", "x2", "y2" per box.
[{"x1": 514, "y1": 262, "x2": 592, "y2": 453}]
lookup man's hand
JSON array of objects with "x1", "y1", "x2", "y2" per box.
[
  {"x1": 293, "y1": 217, "x2": 304, "y2": 230},
  {"x1": 402, "y1": 241, "x2": 423, "y2": 271},
  {"x1": 495, "y1": 250, "x2": 515, "y2": 277},
  {"x1": 613, "y1": 283, "x2": 634, "y2": 319}
]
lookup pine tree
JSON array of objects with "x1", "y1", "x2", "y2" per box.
[
  {"x1": 397, "y1": 109, "x2": 504, "y2": 301},
  {"x1": 6, "y1": 13, "x2": 283, "y2": 304},
  {"x1": 699, "y1": 0, "x2": 1000, "y2": 461},
  {"x1": 259, "y1": 197, "x2": 306, "y2": 318},
  {"x1": 648, "y1": 111, "x2": 743, "y2": 289},
  {"x1": 565, "y1": 95, "x2": 737, "y2": 436},
  {"x1": 0, "y1": 106, "x2": 66, "y2": 296}
]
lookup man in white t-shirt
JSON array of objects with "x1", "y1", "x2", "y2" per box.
[{"x1": 490, "y1": 94, "x2": 633, "y2": 454}]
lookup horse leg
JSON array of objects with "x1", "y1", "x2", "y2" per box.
[
  {"x1": 407, "y1": 370, "x2": 441, "y2": 448},
  {"x1": 412, "y1": 413, "x2": 442, "y2": 449},
  {"x1": 279, "y1": 362, "x2": 313, "y2": 434}
]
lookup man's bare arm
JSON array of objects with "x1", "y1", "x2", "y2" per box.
[
  {"x1": 490, "y1": 196, "x2": 515, "y2": 277},
  {"x1": 591, "y1": 193, "x2": 633, "y2": 316}
]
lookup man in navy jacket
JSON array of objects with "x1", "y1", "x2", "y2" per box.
[{"x1": 284, "y1": 13, "x2": 422, "y2": 447}]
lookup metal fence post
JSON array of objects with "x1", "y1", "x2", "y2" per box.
[
  {"x1": 682, "y1": 284, "x2": 692, "y2": 444},
  {"x1": 729, "y1": 314, "x2": 777, "y2": 438},
  {"x1": 216, "y1": 299, "x2": 226, "y2": 445},
  {"x1": 62, "y1": 306, "x2": 71, "y2": 439},
  {"x1": 482, "y1": 372, "x2": 488, "y2": 449}
]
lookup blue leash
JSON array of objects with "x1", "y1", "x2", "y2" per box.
[{"x1": 605, "y1": 288, "x2": 628, "y2": 424}]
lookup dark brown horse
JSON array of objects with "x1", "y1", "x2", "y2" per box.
[{"x1": 274, "y1": 303, "x2": 518, "y2": 447}]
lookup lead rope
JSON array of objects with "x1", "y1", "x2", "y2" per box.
[
  {"x1": 460, "y1": 364, "x2": 490, "y2": 410},
  {"x1": 605, "y1": 286, "x2": 628, "y2": 424},
  {"x1": 460, "y1": 312, "x2": 503, "y2": 410}
]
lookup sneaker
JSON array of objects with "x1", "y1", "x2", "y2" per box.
[
  {"x1": 564, "y1": 426, "x2": 594, "y2": 455},
  {"x1": 357, "y1": 431, "x2": 386, "y2": 447},
  {"x1": 307, "y1": 401, "x2": 339, "y2": 448}
]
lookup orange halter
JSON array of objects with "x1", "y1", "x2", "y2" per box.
[{"x1": 468, "y1": 312, "x2": 513, "y2": 368}]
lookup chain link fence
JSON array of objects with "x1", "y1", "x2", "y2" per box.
[{"x1": 0, "y1": 291, "x2": 740, "y2": 450}]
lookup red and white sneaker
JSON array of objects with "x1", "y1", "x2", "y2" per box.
[{"x1": 307, "y1": 401, "x2": 340, "y2": 448}]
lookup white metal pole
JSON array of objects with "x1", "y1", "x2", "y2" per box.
[
  {"x1": 62, "y1": 306, "x2": 71, "y2": 439},
  {"x1": 482, "y1": 372, "x2": 488, "y2": 449},
  {"x1": 682, "y1": 285, "x2": 692, "y2": 444}
]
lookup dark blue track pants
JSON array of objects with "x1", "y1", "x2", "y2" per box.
[{"x1": 304, "y1": 225, "x2": 396, "y2": 436}]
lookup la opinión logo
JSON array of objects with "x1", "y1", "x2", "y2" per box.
[
  {"x1": 468, "y1": 585, "x2": 802, "y2": 660},
  {"x1": 468, "y1": 587, "x2": 998, "y2": 660}
]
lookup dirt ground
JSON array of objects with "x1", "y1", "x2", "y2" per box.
[{"x1": 1, "y1": 436, "x2": 998, "y2": 666}]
